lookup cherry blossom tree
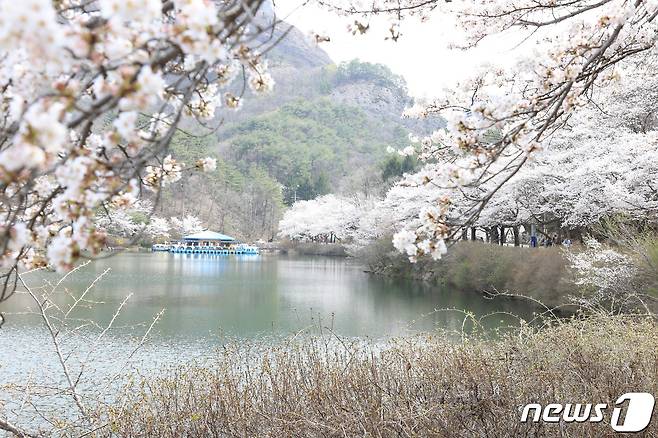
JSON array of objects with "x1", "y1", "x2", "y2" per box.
[
  {"x1": 472, "y1": 67, "x2": 658, "y2": 235},
  {"x1": 343, "y1": 62, "x2": 658, "y2": 257},
  {"x1": 95, "y1": 209, "x2": 146, "y2": 238},
  {"x1": 95, "y1": 199, "x2": 172, "y2": 241},
  {"x1": 146, "y1": 216, "x2": 172, "y2": 240},
  {"x1": 278, "y1": 194, "x2": 365, "y2": 242},
  {"x1": 0, "y1": 0, "x2": 278, "y2": 303},
  {"x1": 385, "y1": 95, "x2": 658, "y2": 256},
  {"x1": 320, "y1": 0, "x2": 658, "y2": 259},
  {"x1": 169, "y1": 214, "x2": 204, "y2": 237}
]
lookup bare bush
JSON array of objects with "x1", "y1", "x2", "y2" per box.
[
  {"x1": 357, "y1": 239, "x2": 572, "y2": 307},
  {"x1": 110, "y1": 314, "x2": 657, "y2": 437},
  {"x1": 279, "y1": 241, "x2": 348, "y2": 257},
  {"x1": 0, "y1": 264, "x2": 163, "y2": 437}
]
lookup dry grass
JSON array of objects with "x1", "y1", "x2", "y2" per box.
[{"x1": 107, "y1": 314, "x2": 658, "y2": 437}]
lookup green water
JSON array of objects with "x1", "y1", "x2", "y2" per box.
[
  {"x1": 0, "y1": 252, "x2": 539, "y2": 427},
  {"x1": 1, "y1": 252, "x2": 535, "y2": 340}
]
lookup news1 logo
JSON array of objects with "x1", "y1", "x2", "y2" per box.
[{"x1": 520, "y1": 393, "x2": 655, "y2": 432}]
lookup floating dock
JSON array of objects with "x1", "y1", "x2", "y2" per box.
[{"x1": 152, "y1": 230, "x2": 259, "y2": 255}]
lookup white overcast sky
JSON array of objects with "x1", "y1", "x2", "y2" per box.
[{"x1": 273, "y1": 0, "x2": 522, "y2": 98}]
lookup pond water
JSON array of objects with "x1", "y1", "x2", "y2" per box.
[
  {"x1": 1, "y1": 252, "x2": 537, "y2": 341},
  {"x1": 0, "y1": 252, "x2": 541, "y2": 430}
]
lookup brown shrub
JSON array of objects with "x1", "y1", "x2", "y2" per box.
[
  {"x1": 108, "y1": 315, "x2": 658, "y2": 437},
  {"x1": 279, "y1": 241, "x2": 348, "y2": 257},
  {"x1": 358, "y1": 239, "x2": 574, "y2": 307}
]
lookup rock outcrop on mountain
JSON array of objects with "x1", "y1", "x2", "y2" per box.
[{"x1": 220, "y1": 17, "x2": 438, "y2": 136}]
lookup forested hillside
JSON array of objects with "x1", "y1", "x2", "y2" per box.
[{"x1": 155, "y1": 32, "x2": 433, "y2": 240}]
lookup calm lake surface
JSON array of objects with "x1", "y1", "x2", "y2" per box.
[
  {"x1": 1, "y1": 252, "x2": 536, "y2": 340},
  {"x1": 0, "y1": 252, "x2": 538, "y2": 425}
]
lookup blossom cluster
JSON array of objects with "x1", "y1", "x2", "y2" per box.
[
  {"x1": 0, "y1": 0, "x2": 275, "y2": 278},
  {"x1": 565, "y1": 237, "x2": 637, "y2": 294}
]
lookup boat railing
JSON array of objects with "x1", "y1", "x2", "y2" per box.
[{"x1": 164, "y1": 242, "x2": 259, "y2": 254}]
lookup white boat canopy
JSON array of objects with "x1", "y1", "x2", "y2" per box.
[{"x1": 182, "y1": 231, "x2": 236, "y2": 242}]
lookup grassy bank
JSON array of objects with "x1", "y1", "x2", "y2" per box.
[
  {"x1": 108, "y1": 314, "x2": 657, "y2": 437},
  {"x1": 358, "y1": 238, "x2": 573, "y2": 307}
]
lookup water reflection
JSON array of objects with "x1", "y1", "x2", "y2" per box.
[{"x1": 1, "y1": 253, "x2": 536, "y2": 340}]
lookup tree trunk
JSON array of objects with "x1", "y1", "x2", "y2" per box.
[
  {"x1": 490, "y1": 226, "x2": 499, "y2": 244},
  {"x1": 470, "y1": 227, "x2": 477, "y2": 241},
  {"x1": 513, "y1": 226, "x2": 520, "y2": 247}
]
